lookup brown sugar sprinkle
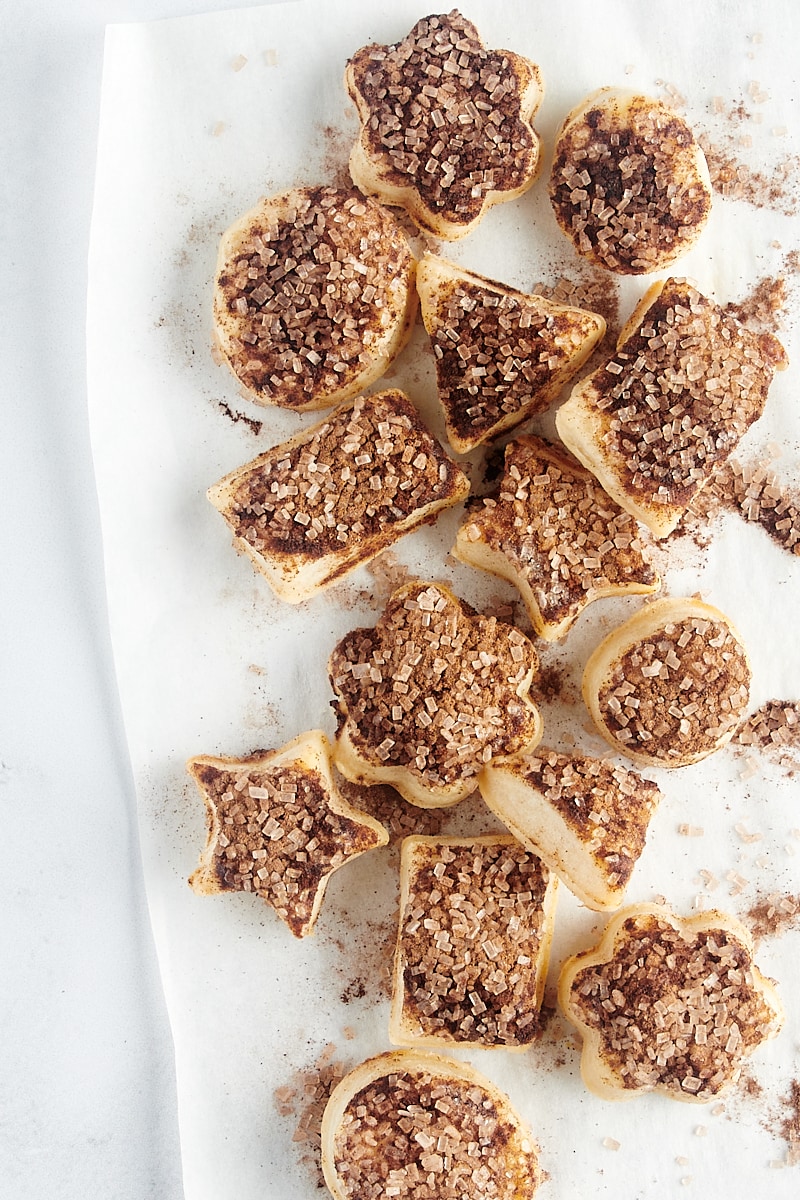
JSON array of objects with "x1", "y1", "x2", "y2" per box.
[
  {"x1": 190, "y1": 761, "x2": 381, "y2": 937},
  {"x1": 697, "y1": 132, "x2": 800, "y2": 216},
  {"x1": 397, "y1": 840, "x2": 550, "y2": 1047},
  {"x1": 463, "y1": 436, "x2": 657, "y2": 629},
  {"x1": 549, "y1": 97, "x2": 711, "y2": 274},
  {"x1": 773, "y1": 1079, "x2": 800, "y2": 1167},
  {"x1": 429, "y1": 282, "x2": 601, "y2": 444},
  {"x1": 330, "y1": 583, "x2": 540, "y2": 788},
  {"x1": 332, "y1": 1068, "x2": 537, "y2": 1200},
  {"x1": 280, "y1": 1058, "x2": 349, "y2": 1189},
  {"x1": 745, "y1": 892, "x2": 800, "y2": 943},
  {"x1": 596, "y1": 616, "x2": 751, "y2": 760},
  {"x1": 594, "y1": 279, "x2": 786, "y2": 507},
  {"x1": 516, "y1": 751, "x2": 661, "y2": 890},
  {"x1": 215, "y1": 187, "x2": 413, "y2": 406},
  {"x1": 733, "y1": 701, "x2": 800, "y2": 756},
  {"x1": 532, "y1": 271, "x2": 620, "y2": 350},
  {"x1": 348, "y1": 11, "x2": 538, "y2": 225},
  {"x1": 222, "y1": 391, "x2": 467, "y2": 561},
  {"x1": 571, "y1": 912, "x2": 780, "y2": 1097},
  {"x1": 698, "y1": 458, "x2": 800, "y2": 557}
]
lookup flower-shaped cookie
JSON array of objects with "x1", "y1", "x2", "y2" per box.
[
  {"x1": 454, "y1": 436, "x2": 659, "y2": 640},
  {"x1": 329, "y1": 580, "x2": 543, "y2": 807},
  {"x1": 559, "y1": 904, "x2": 784, "y2": 1102},
  {"x1": 187, "y1": 730, "x2": 388, "y2": 937},
  {"x1": 345, "y1": 11, "x2": 544, "y2": 239}
]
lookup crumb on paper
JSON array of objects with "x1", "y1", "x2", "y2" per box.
[
  {"x1": 264, "y1": 48, "x2": 279, "y2": 67},
  {"x1": 602, "y1": 1136, "x2": 621, "y2": 1151},
  {"x1": 679, "y1": 824, "x2": 704, "y2": 837},
  {"x1": 231, "y1": 54, "x2": 248, "y2": 72},
  {"x1": 212, "y1": 121, "x2": 227, "y2": 138}
]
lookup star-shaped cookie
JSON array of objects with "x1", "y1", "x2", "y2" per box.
[
  {"x1": 416, "y1": 255, "x2": 606, "y2": 452},
  {"x1": 559, "y1": 904, "x2": 784, "y2": 1102},
  {"x1": 345, "y1": 11, "x2": 544, "y2": 239},
  {"x1": 329, "y1": 580, "x2": 543, "y2": 808},
  {"x1": 187, "y1": 730, "x2": 388, "y2": 937},
  {"x1": 454, "y1": 436, "x2": 659, "y2": 640}
]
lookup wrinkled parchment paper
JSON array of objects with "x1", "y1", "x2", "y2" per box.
[{"x1": 87, "y1": 3, "x2": 800, "y2": 1196}]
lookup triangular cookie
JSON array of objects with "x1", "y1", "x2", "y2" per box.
[{"x1": 416, "y1": 254, "x2": 606, "y2": 452}]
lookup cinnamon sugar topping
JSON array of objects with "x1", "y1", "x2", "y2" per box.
[
  {"x1": 215, "y1": 391, "x2": 468, "y2": 562},
  {"x1": 570, "y1": 911, "x2": 781, "y2": 1098},
  {"x1": 330, "y1": 582, "x2": 540, "y2": 789},
  {"x1": 395, "y1": 838, "x2": 552, "y2": 1047},
  {"x1": 332, "y1": 1067, "x2": 537, "y2": 1199},
  {"x1": 459, "y1": 436, "x2": 657, "y2": 636},
  {"x1": 596, "y1": 615, "x2": 751, "y2": 761},
  {"x1": 347, "y1": 11, "x2": 540, "y2": 230},
  {"x1": 594, "y1": 278, "x2": 787, "y2": 510},
  {"x1": 215, "y1": 186, "x2": 414, "y2": 406},
  {"x1": 550, "y1": 94, "x2": 711, "y2": 274}
]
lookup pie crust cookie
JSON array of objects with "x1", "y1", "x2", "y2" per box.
[
  {"x1": 328, "y1": 580, "x2": 543, "y2": 808},
  {"x1": 207, "y1": 389, "x2": 470, "y2": 603},
  {"x1": 321, "y1": 1049, "x2": 542, "y2": 1200},
  {"x1": 416, "y1": 254, "x2": 606, "y2": 452},
  {"x1": 187, "y1": 731, "x2": 388, "y2": 938},
  {"x1": 558, "y1": 904, "x2": 784, "y2": 1102},
  {"x1": 212, "y1": 186, "x2": 417, "y2": 409},
  {"x1": 479, "y1": 750, "x2": 661, "y2": 911},
  {"x1": 556, "y1": 277, "x2": 788, "y2": 537},
  {"x1": 549, "y1": 88, "x2": 712, "y2": 274},
  {"x1": 582, "y1": 596, "x2": 751, "y2": 768},
  {"x1": 345, "y1": 11, "x2": 544, "y2": 240},
  {"x1": 453, "y1": 435, "x2": 659, "y2": 641},
  {"x1": 390, "y1": 835, "x2": 558, "y2": 1050}
]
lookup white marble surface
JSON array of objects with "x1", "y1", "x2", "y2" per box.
[{"x1": 0, "y1": 4, "x2": 275, "y2": 1197}]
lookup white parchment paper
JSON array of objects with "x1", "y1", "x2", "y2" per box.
[{"x1": 87, "y1": 3, "x2": 800, "y2": 1196}]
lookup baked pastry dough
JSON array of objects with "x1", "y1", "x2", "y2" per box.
[
  {"x1": 479, "y1": 750, "x2": 661, "y2": 911},
  {"x1": 556, "y1": 277, "x2": 788, "y2": 537},
  {"x1": 558, "y1": 904, "x2": 784, "y2": 1102},
  {"x1": 321, "y1": 1049, "x2": 542, "y2": 1200},
  {"x1": 549, "y1": 88, "x2": 712, "y2": 274},
  {"x1": 329, "y1": 580, "x2": 543, "y2": 808},
  {"x1": 187, "y1": 731, "x2": 387, "y2": 937},
  {"x1": 212, "y1": 186, "x2": 416, "y2": 409},
  {"x1": 207, "y1": 389, "x2": 469, "y2": 603},
  {"x1": 453, "y1": 435, "x2": 659, "y2": 640},
  {"x1": 345, "y1": 11, "x2": 544, "y2": 239},
  {"x1": 416, "y1": 255, "x2": 606, "y2": 452},
  {"x1": 582, "y1": 597, "x2": 751, "y2": 768},
  {"x1": 390, "y1": 835, "x2": 558, "y2": 1049}
]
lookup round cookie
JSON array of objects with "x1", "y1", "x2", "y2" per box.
[
  {"x1": 321, "y1": 1049, "x2": 542, "y2": 1200},
  {"x1": 582, "y1": 597, "x2": 751, "y2": 767},
  {"x1": 212, "y1": 186, "x2": 417, "y2": 410},
  {"x1": 549, "y1": 88, "x2": 712, "y2": 274}
]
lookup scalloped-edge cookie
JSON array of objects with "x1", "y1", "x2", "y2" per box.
[
  {"x1": 345, "y1": 11, "x2": 544, "y2": 239},
  {"x1": 558, "y1": 903, "x2": 784, "y2": 1102},
  {"x1": 321, "y1": 1049, "x2": 542, "y2": 1200},
  {"x1": 329, "y1": 580, "x2": 543, "y2": 808},
  {"x1": 549, "y1": 87, "x2": 712, "y2": 274},
  {"x1": 187, "y1": 730, "x2": 387, "y2": 937},
  {"x1": 207, "y1": 389, "x2": 469, "y2": 603},
  {"x1": 389, "y1": 835, "x2": 558, "y2": 1050},
  {"x1": 582, "y1": 596, "x2": 751, "y2": 768},
  {"x1": 416, "y1": 255, "x2": 606, "y2": 452},
  {"x1": 212, "y1": 186, "x2": 417, "y2": 409},
  {"x1": 453, "y1": 435, "x2": 659, "y2": 640},
  {"x1": 479, "y1": 749, "x2": 661, "y2": 911},
  {"x1": 556, "y1": 277, "x2": 788, "y2": 537}
]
